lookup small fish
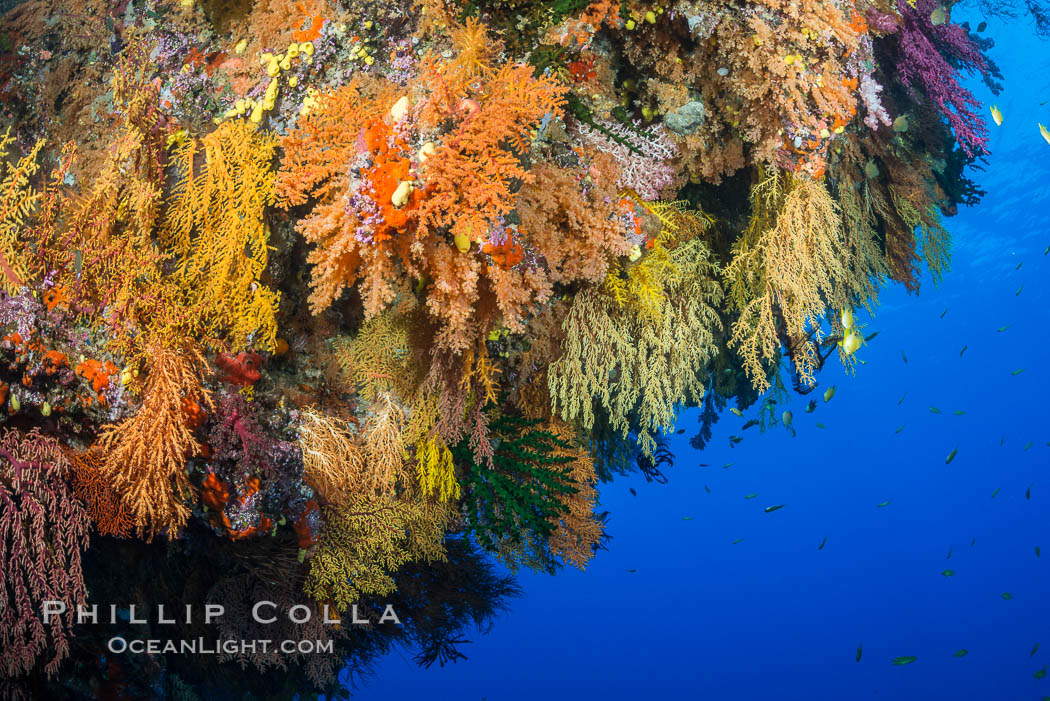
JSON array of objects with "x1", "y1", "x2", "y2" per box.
[
  {"x1": 729, "y1": 435, "x2": 743, "y2": 446},
  {"x1": 1012, "y1": 368, "x2": 1026, "y2": 376},
  {"x1": 732, "y1": 537, "x2": 743, "y2": 544},
  {"x1": 895, "y1": 424, "x2": 906, "y2": 434},
  {"x1": 940, "y1": 308, "x2": 949, "y2": 319},
  {"x1": 74, "y1": 250, "x2": 82, "y2": 275},
  {"x1": 625, "y1": 569, "x2": 637, "y2": 573},
  {"x1": 1036, "y1": 665, "x2": 1048, "y2": 680},
  {"x1": 865, "y1": 160, "x2": 880, "y2": 178},
  {"x1": 782, "y1": 410, "x2": 793, "y2": 428},
  {"x1": 1016, "y1": 262, "x2": 1024, "y2": 270},
  {"x1": 1033, "y1": 643, "x2": 1041, "y2": 657},
  {"x1": 1000, "y1": 435, "x2": 1005, "y2": 447},
  {"x1": 997, "y1": 325, "x2": 1009, "y2": 332},
  {"x1": 959, "y1": 345, "x2": 967, "y2": 357},
  {"x1": 730, "y1": 408, "x2": 744, "y2": 417},
  {"x1": 892, "y1": 656, "x2": 917, "y2": 665},
  {"x1": 947, "y1": 546, "x2": 952, "y2": 560},
  {"x1": 1025, "y1": 441, "x2": 1033, "y2": 451},
  {"x1": 864, "y1": 331, "x2": 880, "y2": 341},
  {"x1": 676, "y1": 429, "x2": 685, "y2": 434},
  {"x1": 977, "y1": 20, "x2": 987, "y2": 31},
  {"x1": 824, "y1": 386, "x2": 837, "y2": 402},
  {"x1": 742, "y1": 419, "x2": 759, "y2": 430},
  {"x1": 629, "y1": 488, "x2": 637, "y2": 497},
  {"x1": 1016, "y1": 284, "x2": 1024, "y2": 296},
  {"x1": 898, "y1": 393, "x2": 907, "y2": 405},
  {"x1": 901, "y1": 350, "x2": 909, "y2": 363},
  {"x1": 682, "y1": 516, "x2": 694, "y2": 521},
  {"x1": 971, "y1": 538, "x2": 976, "y2": 546},
  {"x1": 990, "y1": 104, "x2": 1004, "y2": 126},
  {"x1": 819, "y1": 535, "x2": 828, "y2": 550},
  {"x1": 946, "y1": 447, "x2": 958, "y2": 464},
  {"x1": 892, "y1": 115, "x2": 909, "y2": 132},
  {"x1": 953, "y1": 410, "x2": 965, "y2": 415},
  {"x1": 764, "y1": 504, "x2": 786, "y2": 513},
  {"x1": 856, "y1": 644, "x2": 863, "y2": 662},
  {"x1": 992, "y1": 487, "x2": 1001, "y2": 498},
  {"x1": 1027, "y1": 484, "x2": 1032, "y2": 500},
  {"x1": 699, "y1": 463, "x2": 711, "y2": 467},
  {"x1": 744, "y1": 493, "x2": 758, "y2": 499},
  {"x1": 704, "y1": 485, "x2": 711, "y2": 494},
  {"x1": 816, "y1": 422, "x2": 826, "y2": 429},
  {"x1": 930, "y1": 6, "x2": 947, "y2": 24},
  {"x1": 953, "y1": 649, "x2": 969, "y2": 658},
  {"x1": 722, "y1": 463, "x2": 733, "y2": 469},
  {"x1": 942, "y1": 569, "x2": 955, "y2": 577},
  {"x1": 1038, "y1": 546, "x2": 1042, "y2": 558},
  {"x1": 877, "y1": 500, "x2": 892, "y2": 508},
  {"x1": 805, "y1": 400, "x2": 817, "y2": 413},
  {"x1": 1041, "y1": 123, "x2": 1050, "y2": 147},
  {"x1": 1002, "y1": 592, "x2": 1014, "y2": 600},
  {"x1": 930, "y1": 406, "x2": 942, "y2": 414}
]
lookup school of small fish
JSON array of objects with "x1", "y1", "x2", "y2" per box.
[{"x1": 657, "y1": 183, "x2": 1048, "y2": 682}]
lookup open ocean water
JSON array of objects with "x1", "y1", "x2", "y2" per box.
[{"x1": 361, "y1": 9, "x2": 1050, "y2": 701}]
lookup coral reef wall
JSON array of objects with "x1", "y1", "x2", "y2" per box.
[{"x1": 0, "y1": 0, "x2": 1014, "y2": 695}]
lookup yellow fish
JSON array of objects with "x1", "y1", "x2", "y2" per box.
[
  {"x1": 1040, "y1": 123, "x2": 1050, "y2": 146},
  {"x1": 990, "y1": 105, "x2": 1003, "y2": 126}
]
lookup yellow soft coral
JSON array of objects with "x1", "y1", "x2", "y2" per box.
[{"x1": 163, "y1": 120, "x2": 280, "y2": 352}]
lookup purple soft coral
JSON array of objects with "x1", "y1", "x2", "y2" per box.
[{"x1": 895, "y1": 0, "x2": 994, "y2": 156}]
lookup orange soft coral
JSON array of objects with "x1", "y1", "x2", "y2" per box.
[
  {"x1": 42, "y1": 350, "x2": 67, "y2": 374},
  {"x1": 42, "y1": 286, "x2": 68, "y2": 311},
  {"x1": 201, "y1": 472, "x2": 230, "y2": 512},
  {"x1": 74, "y1": 359, "x2": 118, "y2": 401},
  {"x1": 215, "y1": 352, "x2": 263, "y2": 386},
  {"x1": 293, "y1": 3, "x2": 325, "y2": 42},
  {"x1": 292, "y1": 499, "x2": 320, "y2": 548},
  {"x1": 277, "y1": 24, "x2": 567, "y2": 353}
]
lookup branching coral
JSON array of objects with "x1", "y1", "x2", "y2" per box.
[
  {"x1": 724, "y1": 169, "x2": 852, "y2": 392},
  {"x1": 549, "y1": 201, "x2": 723, "y2": 454},
  {"x1": 94, "y1": 343, "x2": 213, "y2": 540},
  {"x1": 304, "y1": 494, "x2": 451, "y2": 611},
  {"x1": 164, "y1": 120, "x2": 281, "y2": 352},
  {"x1": 49, "y1": 41, "x2": 183, "y2": 363},
  {"x1": 454, "y1": 413, "x2": 602, "y2": 573},
  {"x1": 0, "y1": 429, "x2": 89, "y2": 679},
  {"x1": 517, "y1": 156, "x2": 631, "y2": 284},
  {"x1": 0, "y1": 133, "x2": 46, "y2": 294},
  {"x1": 891, "y1": 0, "x2": 994, "y2": 156},
  {"x1": 277, "y1": 20, "x2": 568, "y2": 352},
  {"x1": 619, "y1": 0, "x2": 869, "y2": 180},
  {"x1": 544, "y1": 420, "x2": 603, "y2": 569},
  {"x1": 299, "y1": 408, "x2": 366, "y2": 505},
  {"x1": 68, "y1": 448, "x2": 134, "y2": 539}
]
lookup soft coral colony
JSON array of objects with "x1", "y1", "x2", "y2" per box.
[{"x1": 0, "y1": 0, "x2": 1011, "y2": 694}]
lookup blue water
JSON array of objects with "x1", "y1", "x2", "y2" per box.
[{"x1": 355, "y1": 11, "x2": 1050, "y2": 700}]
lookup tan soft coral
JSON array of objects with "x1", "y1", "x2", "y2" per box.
[
  {"x1": 518, "y1": 154, "x2": 631, "y2": 284},
  {"x1": 622, "y1": 0, "x2": 865, "y2": 180}
]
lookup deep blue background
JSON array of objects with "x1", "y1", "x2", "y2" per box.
[{"x1": 354, "y1": 10, "x2": 1050, "y2": 700}]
